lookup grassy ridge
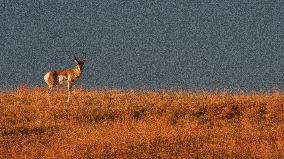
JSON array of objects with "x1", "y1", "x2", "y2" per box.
[{"x1": 0, "y1": 87, "x2": 284, "y2": 158}]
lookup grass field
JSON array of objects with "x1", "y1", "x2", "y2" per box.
[{"x1": 0, "y1": 86, "x2": 284, "y2": 158}]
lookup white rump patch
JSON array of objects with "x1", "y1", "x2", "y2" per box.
[{"x1": 44, "y1": 72, "x2": 50, "y2": 84}]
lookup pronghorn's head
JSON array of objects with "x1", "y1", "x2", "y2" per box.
[{"x1": 74, "y1": 53, "x2": 86, "y2": 72}]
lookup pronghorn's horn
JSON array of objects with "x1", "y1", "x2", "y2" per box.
[
  {"x1": 74, "y1": 53, "x2": 79, "y2": 61},
  {"x1": 82, "y1": 52, "x2": 86, "y2": 62}
]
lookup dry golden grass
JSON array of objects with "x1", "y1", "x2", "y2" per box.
[{"x1": 0, "y1": 86, "x2": 284, "y2": 158}]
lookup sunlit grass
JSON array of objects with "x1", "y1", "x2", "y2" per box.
[{"x1": 0, "y1": 86, "x2": 283, "y2": 158}]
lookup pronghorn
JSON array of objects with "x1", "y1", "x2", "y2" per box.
[{"x1": 44, "y1": 53, "x2": 86, "y2": 102}]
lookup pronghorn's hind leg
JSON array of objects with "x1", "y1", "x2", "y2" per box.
[
  {"x1": 44, "y1": 72, "x2": 55, "y2": 105},
  {"x1": 47, "y1": 86, "x2": 53, "y2": 105},
  {"x1": 47, "y1": 86, "x2": 53, "y2": 94}
]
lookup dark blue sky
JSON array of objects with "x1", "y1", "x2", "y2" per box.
[{"x1": 0, "y1": 0, "x2": 283, "y2": 91}]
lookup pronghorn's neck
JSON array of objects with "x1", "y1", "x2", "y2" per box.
[{"x1": 74, "y1": 66, "x2": 82, "y2": 77}]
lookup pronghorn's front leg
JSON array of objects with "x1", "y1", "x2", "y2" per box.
[{"x1": 67, "y1": 81, "x2": 72, "y2": 102}]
